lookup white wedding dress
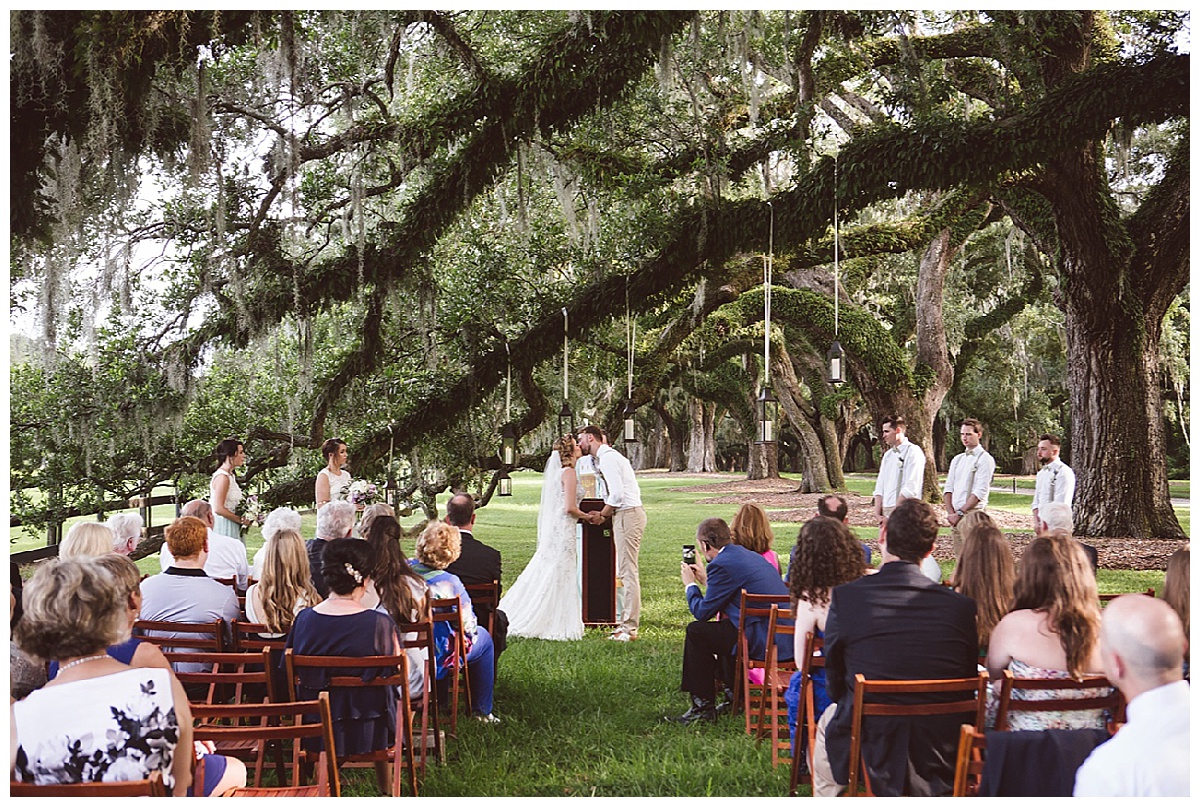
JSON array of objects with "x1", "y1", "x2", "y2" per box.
[{"x1": 498, "y1": 451, "x2": 584, "y2": 640}]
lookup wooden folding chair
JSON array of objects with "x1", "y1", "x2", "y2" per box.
[
  {"x1": 735, "y1": 590, "x2": 792, "y2": 734},
  {"x1": 163, "y1": 647, "x2": 276, "y2": 705},
  {"x1": 133, "y1": 617, "x2": 227, "y2": 653},
  {"x1": 755, "y1": 603, "x2": 798, "y2": 767},
  {"x1": 430, "y1": 595, "x2": 472, "y2": 737},
  {"x1": 952, "y1": 723, "x2": 987, "y2": 796},
  {"x1": 230, "y1": 619, "x2": 288, "y2": 652},
  {"x1": 994, "y1": 670, "x2": 1124, "y2": 731},
  {"x1": 789, "y1": 631, "x2": 825, "y2": 796},
  {"x1": 398, "y1": 617, "x2": 443, "y2": 773},
  {"x1": 845, "y1": 671, "x2": 989, "y2": 797},
  {"x1": 285, "y1": 648, "x2": 418, "y2": 796},
  {"x1": 192, "y1": 692, "x2": 340, "y2": 796},
  {"x1": 1098, "y1": 588, "x2": 1155, "y2": 605},
  {"x1": 10, "y1": 770, "x2": 167, "y2": 797},
  {"x1": 464, "y1": 579, "x2": 502, "y2": 635}
]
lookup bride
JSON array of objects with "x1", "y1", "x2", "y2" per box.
[{"x1": 498, "y1": 434, "x2": 588, "y2": 640}]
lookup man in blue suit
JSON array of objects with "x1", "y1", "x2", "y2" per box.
[{"x1": 670, "y1": 516, "x2": 791, "y2": 724}]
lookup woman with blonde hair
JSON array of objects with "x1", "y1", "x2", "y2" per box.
[
  {"x1": 246, "y1": 528, "x2": 322, "y2": 638},
  {"x1": 496, "y1": 434, "x2": 589, "y2": 641},
  {"x1": 1162, "y1": 545, "x2": 1189, "y2": 676},
  {"x1": 986, "y1": 534, "x2": 1106, "y2": 729},
  {"x1": 412, "y1": 520, "x2": 498, "y2": 722},
  {"x1": 59, "y1": 521, "x2": 114, "y2": 559},
  {"x1": 731, "y1": 502, "x2": 780, "y2": 572},
  {"x1": 950, "y1": 511, "x2": 1015, "y2": 650}
]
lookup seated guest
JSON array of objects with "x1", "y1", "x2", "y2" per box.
[
  {"x1": 12, "y1": 556, "x2": 246, "y2": 796},
  {"x1": 286, "y1": 538, "x2": 404, "y2": 762},
  {"x1": 365, "y1": 516, "x2": 431, "y2": 700},
  {"x1": 49, "y1": 554, "x2": 173, "y2": 679},
  {"x1": 246, "y1": 527, "x2": 322, "y2": 639},
  {"x1": 444, "y1": 493, "x2": 508, "y2": 664},
  {"x1": 1161, "y1": 545, "x2": 1189, "y2": 678},
  {"x1": 251, "y1": 506, "x2": 303, "y2": 582},
  {"x1": 161, "y1": 500, "x2": 250, "y2": 590},
  {"x1": 105, "y1": 512, "x2": 144, "y2": 556},
  {"x1": 307, "y1": 500, "x2": 356, "y2": 598},
  {"x1": 410, "y1": 520, "x2": 499, "y2": 723},
  {"x1": 950, "y1": 511, "x2": 1014, "y2": 652},
  {"x1": 10, "y1": 588, "x2": 45, "y2": 701},
  {"x1": 669, "y1": 517, "x2": 791, "y2": 724},
  {"x1": 59, "y1": 520, "x2": 114, "y2": 559},
  {"x1": 1038, "y1": 500, "x2": 1098, "y2": 572},
  {"x1": 357, "y1": 502, "x2": 397, "y2": 539},
  {"x1": 783, "y1": 517, "x2": 868, "y2": 756},
  {"x1": 731, "y1": 502, "x2": 781, "y2": 572},
  {"x1": 1074, "y1": 595, "x2": 1190, "y2": 796},
  {"x1": 140, "y1": 516, "x2": 240, "y2": 672},
  {"x1": 816, "y1": 494, "x2": 873, "y2": 566},
  {"x1": 814, "y1": 499, "x2": 977, "y2": 796},
  {"x1": 986, "y1": 534, "x2": 1107, "y2": 729}
]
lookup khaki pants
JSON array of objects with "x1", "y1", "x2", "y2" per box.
[
  {"x1": 812, "y1": 702, "x2": 844, "y2": 797},
  {"x1": 613, "y1": 506, "x2": 646, "y2": 633},
  {"x1": 951, "y1": 518, "x2": 964, "y2": 558}
]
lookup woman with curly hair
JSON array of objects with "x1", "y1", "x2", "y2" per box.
[
  {"x1": 949, "y1": 510, "x2": 1014, "y2": 651},
  {"x1": 986, "y1": 534, "x2": 1106, "y2": 729},
  {"x1": 783, "y1": 517, "x2": 867, "y2": 755},
  {"x1": 731, "y1": 502, "x2": 780, "y2": 572}
]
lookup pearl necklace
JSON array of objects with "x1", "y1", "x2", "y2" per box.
[{"x1": 59, "y1": 653, "x2": 110, "y2": 671}]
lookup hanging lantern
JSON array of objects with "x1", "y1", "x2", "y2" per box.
[
  {"x1": 500, "y1": 423, "x2": 517, "y2": 467},
  {"x1": 496, "y1": 469, "x2": 513, "y2": 497},
  {"x1": 623, "y1": 400, "x2": 638, "y2": 444},
  {"x1": 827, "y1": 340, "x2": 846, "y2": 384},
  {"x1": 757, "y1": 387, "x2": 779, "y2": 444},
  {"x1": 557, "y1": 402, "x2": 575, "y2": 440}
]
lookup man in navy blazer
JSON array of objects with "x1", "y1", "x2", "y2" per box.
[
  {"x1": 813, "y1": 498, "x2": 978, "y2": 796},
  {"x1": 670, "y1": 516, "x2": 791, "y2": 724}
]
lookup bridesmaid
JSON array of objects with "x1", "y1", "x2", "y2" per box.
[
  {"x1": 210, "y1": 438, "x2": 251, "y2": 541},
  {"x1": 315, "y1": 438, "x2": 352, "y2": 510}
]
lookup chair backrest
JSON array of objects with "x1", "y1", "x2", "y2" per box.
[
  {"x1": 230, "y1": 619, "x2": 288, "y2": 652},
  {"x1": 1098, "y1": 588, "x2": 1155, "y2": 605},
  {"x1": 763, "y1": 603, "x2": 797, "y2": 676},
  {"x1": 134, "y1": 617, "x2": 226, "y2": 652},
  {"x1": 284, "y1": 648, "x2": 410, "y2": 704},
  {"x1": 162, "y1": 647, "x2": 275, "y2": 704},
  {"x1": 738, "y1": 590, "x2": 792, "y2": 662},
  {"x1": 191, "y1": 691, "x2": 340, "y2": 796},
  {"x1": 847, "y1": 671, "x2": 990, "y2": 796},
  {"x1": 10, "y1": 770, "x2": 167, "y2": 797},
  {"x1": 994, "y1": 670, "x2": 1124, "y2": 731},
  {"x1": 952, "y1": 723, "x2": 987, "y2": 797},
  {"x1": 463, "y1": 580, "x2": 501, "y2": 634}
]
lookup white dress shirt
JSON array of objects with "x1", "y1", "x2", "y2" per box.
[
  {"x1": 1073, "y1": 679, "x2": 1190, "y2": 796},
  {"x1": 1031, "y1": 458, "x2": 1076, "y2": 513},
  {"x1": 872, "y1": 436, "x2": 926, "y2": 507},
  {"x1": 942, "y1": 446, "x2": 996, "y2": 511},
  {"x1": 161, "y1": 527, "x2": 250, "y2": 589},
  {"x1": 595, "y1": 444, "x2": 642, "y2": 510}
]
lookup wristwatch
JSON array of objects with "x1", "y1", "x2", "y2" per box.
[{"x1": 956, "y1": 508, "x2": 965, "y2": 517}]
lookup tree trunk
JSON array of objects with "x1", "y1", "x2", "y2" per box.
[
  {"x1": 771, "y1": 347, "x2": 832, "y2": 491},
  {"x1": 703, "y1": 401, "x2": 718, "y2": 471},
  {"x1": 686, "y1": 398, "x2": 708, "y2": 472},
  {"x1": 747, "y1": 440, "x2": 779, "y2": 480},
  {"x1": 653, "y1": 401, "x2": 687, "y2": 472}
]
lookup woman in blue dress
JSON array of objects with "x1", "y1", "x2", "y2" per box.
[{"x1": 210, "y1": 438, "x2": 251, "y2": 541}]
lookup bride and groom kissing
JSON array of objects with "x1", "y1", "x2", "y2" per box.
[{"x1": 498, "y1": 426, "x2": 647, "y2": 642}]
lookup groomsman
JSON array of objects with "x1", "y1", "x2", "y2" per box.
[
  {"x1": 1032, "y1": 433, "x2": 1076, "y2": 534},
  {"x1": 872, "y1": 416, "x2": 925, "y2": 526},
  {"x1": 942, "y1": 418, "x2": 996, "y2": 556}
]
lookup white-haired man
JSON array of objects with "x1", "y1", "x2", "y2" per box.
[
  {"x1": 250, "y1": 506, "x2": 304, "y2": 581},
  {"x1": 307, "y1": 500, "x2": 355, "y2": 597}
]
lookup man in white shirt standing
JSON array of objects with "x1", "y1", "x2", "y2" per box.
[
  {"x1": 160, "y1": 499, "x2": 250, "y2": 590},
  {"x1": 1031, "y1": 433, "x2": 1076, "y2": 534},
  {"x1": 872, "y1": 415, "x2": 926, "y2": 526},
  {"x1": 1073, "y1": 595, "x2": 1189, "y2": 797},
  {"x1": 579, "y1": 425, "x2": 646, "y2": 642},
  {"x1": 942, "y1": 418, "x2": 997, "y2": 557}
]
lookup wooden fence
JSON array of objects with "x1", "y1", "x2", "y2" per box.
[{"x1": 10, "y1": 494, "x2": 179, "y2": 564}]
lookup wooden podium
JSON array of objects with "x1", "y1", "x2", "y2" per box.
[{"x1": 579, "y1": 498, "x2": 616, "y2": 625}]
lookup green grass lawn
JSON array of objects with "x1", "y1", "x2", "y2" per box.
[{"x1": 10, "y1": 471, "x2": 1180, "y2": 795}]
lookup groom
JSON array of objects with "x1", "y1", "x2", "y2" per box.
[{"x1": 578, "y1": 425, "x2": 646, "y2": 642}]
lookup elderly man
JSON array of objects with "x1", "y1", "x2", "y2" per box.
[
  {"x1": 140, "y1": 515, "x2": 241, "y2": 672},
  {"x1": 1037, "y1": 501, "x2": 1099, "y2": 572},
  {"x1": 307, "y1": 499, "x2": 356, "y2": 598},
  {"x1": 816, "y1": 494, "x2": 873, "y2": 567},
  {"x1": 872, "y1": 416, "x2": 925, "y2": 527},
  {"x1": 942, "y1": 418, "x2": 996, "y2": 557},
  {"x1": 105, "y1": 512, "x2": 144, "y2": 556},
  {"x1": 161, "y1": 499, "x2": 249, "y2": 589},
  {"x1": 1074, "y1": 595, "x2": 1189, "y2": 796},
  {"x1": 1032, "y1": 433, "x2": 1076, "y2": 534},
  {"x1": 250, "y1": 506, "x2": 303, "y2": 582}
]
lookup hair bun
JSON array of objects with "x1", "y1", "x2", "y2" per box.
[{"x1": 343, "y1": 562, "x2": 363, "y2": 585}]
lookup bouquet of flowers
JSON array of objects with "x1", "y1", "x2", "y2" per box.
[
  {"x1": 349, "y1": 480, "x2": 379, "y2": 507},
  {"x1": 237, "y1": 494, "x2": 266, "y2": 537}
]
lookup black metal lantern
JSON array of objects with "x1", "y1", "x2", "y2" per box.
[
  {"x1": 557, "y1": 402, "x2": 575, "y2": 439},
  {"x1": 500, "y1": 423, "x2": 517, "y2": 467},
  {"x1": 756, "y1": 387, "x2": 779, "y2": 444},
  {"x1": 623, "y1": 400, "x2": 638, "y2": 444},
  {"x1": 827, "y1": 340, "x2": 846, "y2": 385},
  {"x1": 496, "y1": 469, "x2": 513, "y2": 497}
]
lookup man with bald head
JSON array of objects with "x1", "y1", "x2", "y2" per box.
[{"x1": 1073, "y1": 595, "x2": 1189, "y2": 796}]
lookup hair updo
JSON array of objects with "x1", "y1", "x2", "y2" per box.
[
  {"x1": 321, "y1": 538, "x2": 374, "y2": 596},
  {"x1": 215, "y1": 438, "x2": 243, "y2": 469},
  {"x1": 321, "y1": 438, "x2": 347, "y2": 461},
  {"x1": 553, "y1": 434, "x2": 578, "y2": 468}
]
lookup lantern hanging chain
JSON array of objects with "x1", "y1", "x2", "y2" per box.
[
  {"x1": 562, "y1": 307, "x2": 569, "y2": 401},
  {"x1": 505, "y1": 342, "x2": 511, "y2": 421},
  {"x1": 764, "y1": 201, "x2": 774, "y2": 380},
  {"x1": 626, "y1": 277, "x2": 634, "y2": 399},
  {"x1": 834, "y1": 153, "x2": 840, "y2": 338}
]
